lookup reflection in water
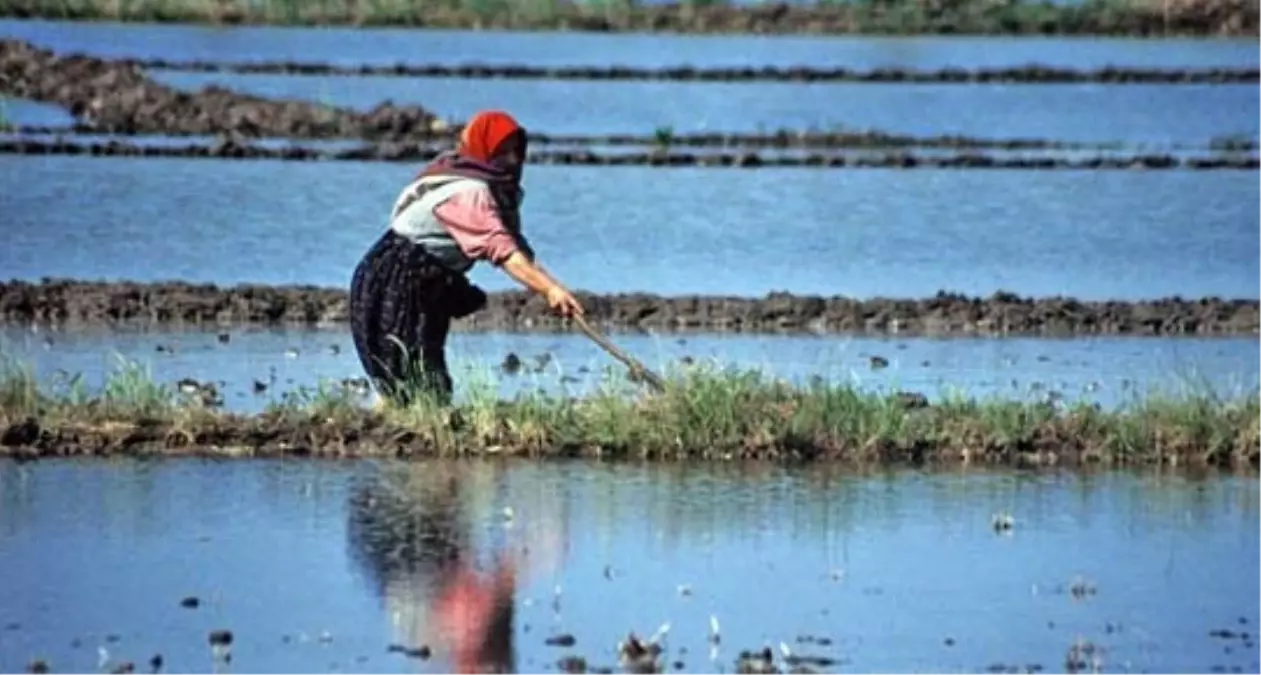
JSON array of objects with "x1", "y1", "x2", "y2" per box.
[
  {"x1": 0, "y1": 459, "x2": 1256, "y2": 673},
  {"x1": 345, "y1": 461, "x2": 567, "y2": 673}
]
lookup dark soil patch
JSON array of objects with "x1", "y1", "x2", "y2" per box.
[
  {"x1": 0, "y1": 40, "x2": 442, "y2": 141},
  {"x1": 0, "y1": 279, "x2": 1256, "y2": 337}
]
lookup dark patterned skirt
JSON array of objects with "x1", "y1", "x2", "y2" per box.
[{"x1": 348, "y1": 230, "x2": 487, "y2": 406}]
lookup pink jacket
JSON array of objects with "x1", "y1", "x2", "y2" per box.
[{"x1": 432, "y1": 185, "x2": 524, "y2": 266}]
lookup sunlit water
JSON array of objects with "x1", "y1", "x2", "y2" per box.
[
  {"x1": 1, "y1": 156, "x2": 1257, "y2": 301},
  {"x1": 3, "y1": 19, "x2": 1258, "y2": 145},
  {"x1": 0, "y1": 460, "x2": 1256, "y2": 674},
  {"x1": 3, "y1": 19, "x2": 1257, "y2": 70},
  {"x1": 1, "y1": 20, "x2": 1258, "y2": 675},
  {"x1": 141, "y1": 72, "x2": 1260, "y2": 145}
]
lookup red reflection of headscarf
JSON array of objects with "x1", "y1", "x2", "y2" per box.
[
  {"x1": 434, "y1": 561, "x2": 516, "y2": 674},
  {"x1": 459, "y1": 111, "x2": 523, "y2": 164}
]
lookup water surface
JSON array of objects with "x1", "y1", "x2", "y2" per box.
[
  {"x1": 0, "y1": 460, "x2": 1257, "y2": 673},
  {"x1": 149, "y1": 72, "x2": 1261, "y2": 145},
  {"x1": 1, "y1": 325, "x2": 1256, "y2": 414},
  {"x1": 3, "y1": 19, "x2": 1257, "y2": 70},
  {"x1": 2, "y1": 155, "x2": 1257, "y2": 301}
]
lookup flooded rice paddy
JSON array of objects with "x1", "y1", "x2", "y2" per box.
[
  {"x1": 2, "y1": 323, "x2": 1258, "y2": 414},
  {"x1": 143, "y1": 72, "x2": 1261, "y2": 145},
  {"x1": 1, "y1": 156, "x2": 1257, "y2": 300},
  {"x1": 0, "y1": 461, "x2": 1257, "y2": 673},
  {"x1": 3, "y1": 19, "x2": 1258, "y2": 70},
  {"x1": 0, "y1": 16, "x2": 1258, "y2": 674}
]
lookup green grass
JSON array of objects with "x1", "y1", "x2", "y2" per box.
[
  {"x1": 0, "y1": 0, "x2": 1252, "y2": 36},
  {"x1": 1, "y1": 352, "x2": 1257, "y2": 467}
]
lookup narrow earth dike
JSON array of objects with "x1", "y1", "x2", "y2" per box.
[
  {"x1": 123, "y1": 58, "x2": 1261, "y2": 84},
  {"x1": 4, "y1": 138, "x2": 1258, "y2": 170},
  {"x1": 0, "y1": 0, "x2": 1256, "y2": 37},
  {"x1": 1, "y1": 279, "x2": 1257, "y2": 336},
  {"x1": 1, "y1": 371, "x2": 1257, "y2": 468}
]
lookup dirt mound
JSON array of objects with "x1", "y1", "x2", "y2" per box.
[
  {"x1": 0, "y1": 39, "x2": 442, "y2": 140},
  {"x1": 0, "y1": 279, "x2": 1255, "y2": 336}
]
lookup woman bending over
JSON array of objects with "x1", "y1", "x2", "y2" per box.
[{"x1": 348, "y1": 110, "x2": 584, "y2": 407}]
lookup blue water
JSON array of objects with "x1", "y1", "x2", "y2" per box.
[
  {"x1": 1, "y1": 19, "x2": 1258, "y2": 675},
  {"x1": 3, "y1": 19, "x2": 1258, "y2": 70},
  {"x1": 141, "y1": 71, "x2": 1260, "y2": 145},
  {"x1": 2, "y1": 323, "x2": 1257, "y2": 414},
  {"x1": 4, "y1": 21, "x2": 1259, "y2": 145},
  {"x1": 1, "y1": 155, "x2": 1256, "y2": 301},
  {"x1": 0, "y1": 98, "x2": 76, "y2": 127},
  {"x1": 0, "y1": 460, "x2": 1256, "y2": 674}
]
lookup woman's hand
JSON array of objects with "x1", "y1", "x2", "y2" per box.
[
  {"x1": 501, "y1": 251, "x2": 585, "y2": 318},
  {"x1": 545, "y1": 285, "x2": 584, "y2": 318}
]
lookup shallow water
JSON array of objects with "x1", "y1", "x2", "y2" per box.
[
  {"x1": 3, "y1": 19, "x2": 1258, "y2": 70},
  {"x1": 0, "y1": 459, "x2": 1257, "y2": 674},
  {"x1": 2, "y1": 155, "x2": 1258, "y2": 301},
  {"x1": 147, "y1": 72, "x2": 1261, "y2": 145},
  {"x1": 1, "y1": 324, "x2": 1256, "y2": 413},
  {"x1": 0, "y1": 98, "x2": 76, "y2": 127}
]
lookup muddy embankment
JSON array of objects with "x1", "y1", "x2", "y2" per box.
[
  {"x1": 5, "y1": 137, "x2": 1258, "y2": 170},
  {"x1": 1, "y1": 279, "x2": 1256, "y2": 336},
  {"x1": 0, "y1": 409, "x2": 1256, "y2": 468},
  {"x1": 5, "y1": 137, "x2": 1259, "y2": 169},
  {"x1": 6, "y1": 123, "x2": 1169, "y2": 151},
  {"x1": 0, "y1": 39, "x2": 446, "y2": 141},
  {"x1": 126, "y1": 58, "x2": 1261, "y2": 84},
  {"x1": 0, "y1": 0, "x2": 1257, "y2": 37}
]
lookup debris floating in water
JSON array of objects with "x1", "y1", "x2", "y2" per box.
[{"x1": 545, "y1": 634, "x2": 577, "y2": 648}]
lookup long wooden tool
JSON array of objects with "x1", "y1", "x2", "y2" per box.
[{"x1": 572, "y1": 314, "x2": 667, "y2": 393}]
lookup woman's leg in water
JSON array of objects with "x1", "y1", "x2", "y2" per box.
[{"x1": 349, "y1": 232, "x2": 454, "y2": 407}]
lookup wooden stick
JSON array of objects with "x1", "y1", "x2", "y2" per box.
[{"x1": 571, "y1": 314, "x2": 667, "y2": 393}]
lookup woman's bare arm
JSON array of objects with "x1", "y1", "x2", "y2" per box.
[
  {"x1": 500, "y1": 250, "x2": 555, "y2": 295},
  {"x1": 501, "y1": 251, "x2": 584, "y2": 317}
]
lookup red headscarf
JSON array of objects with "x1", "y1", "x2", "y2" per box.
[
  {"x1": 417, "y1": 110, "x2": 526, "y2": 194},
  {"x1": 458, "y1": 110, "x2": 523, "y2": 164}
]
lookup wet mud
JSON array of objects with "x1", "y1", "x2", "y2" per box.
[
  {"x1": 3, "y1": 138, "x2": 1257, "y2": 170},
  {"x1": 19, "y1": 123, "x2": 1244, "y2": 153},
  {"x1": 0, "y1": 280, "x2": 1257, "y2": 336},
  {"x1": 126, "y1": 58, "x2": 1261, "y2": 84},
  {"x1": 0, "y1": 40, "x2": 443, "y2": 141},
  {"x1": 0, "y1": 0, "x2": 1255, "y2": 36}
]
